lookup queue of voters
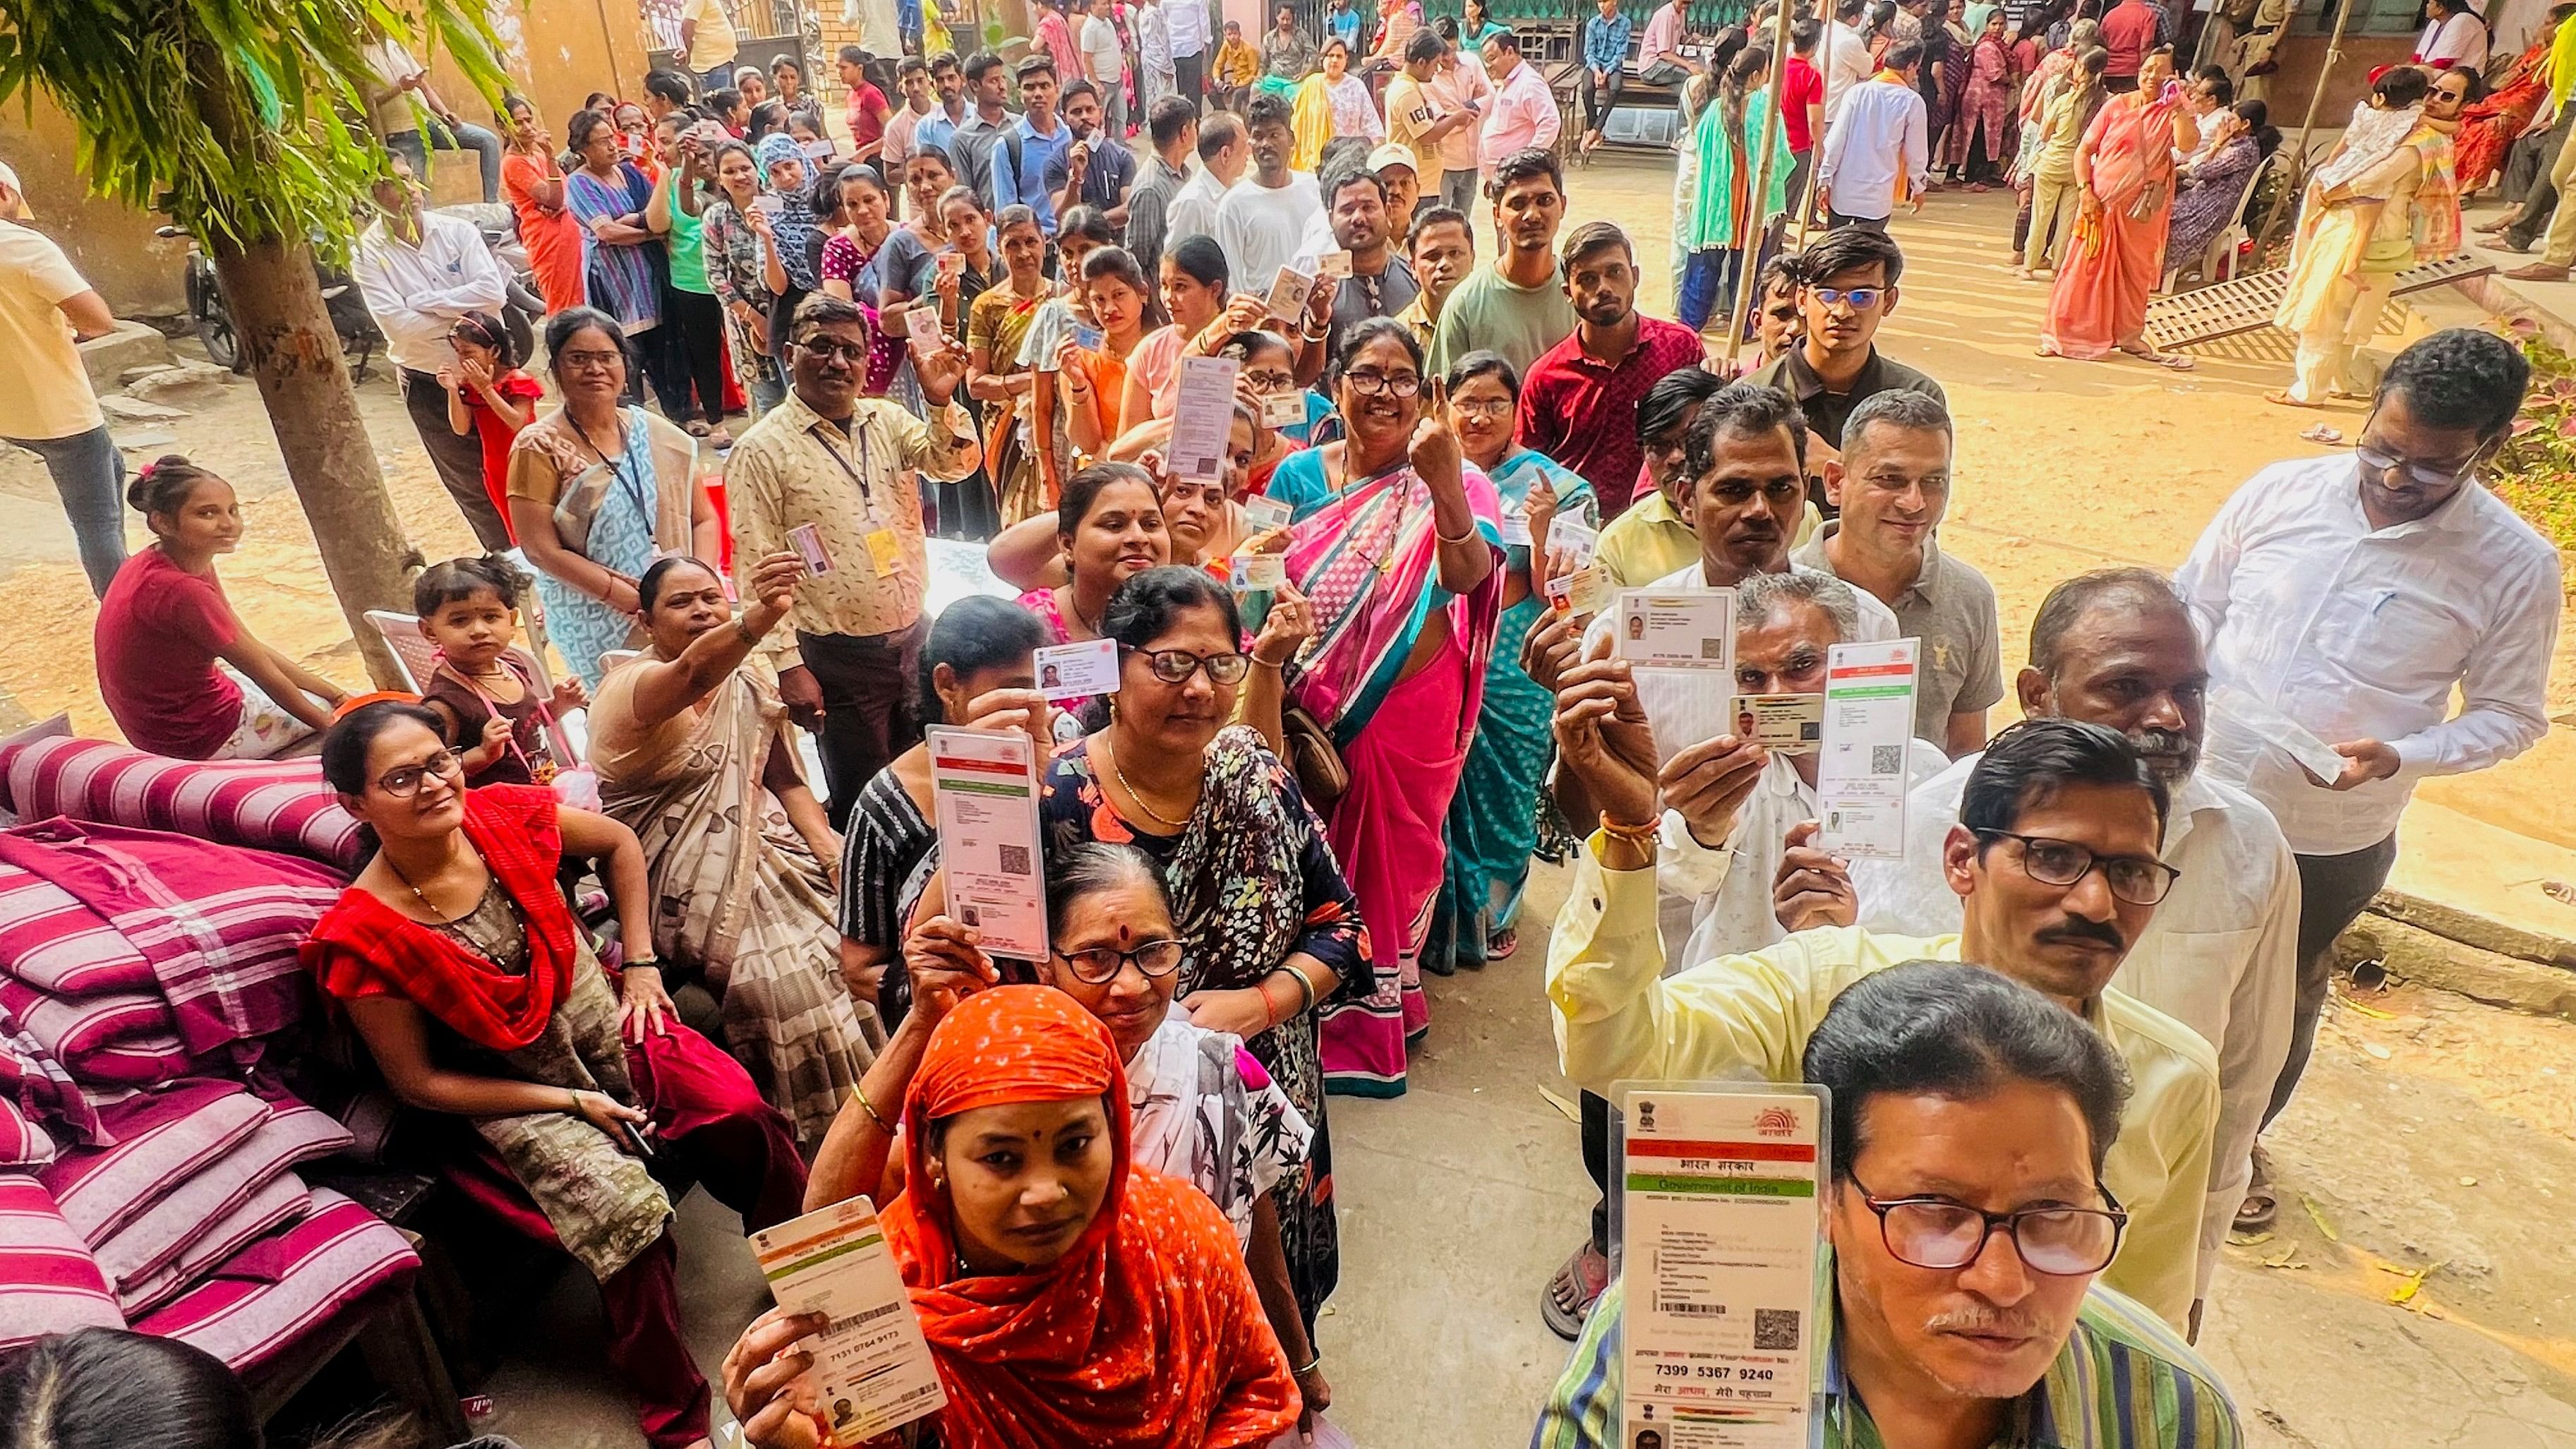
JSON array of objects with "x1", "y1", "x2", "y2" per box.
[{"x1": 0, "y1": 0, "x2": 2563, "y2": 1444}]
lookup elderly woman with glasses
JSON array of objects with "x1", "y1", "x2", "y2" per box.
[
  {"x1": 507, "y1": 306, "x2": 723, "y2": 685},
  {"x1": 303, "y1": 701, "x2": 805, "y2": 1449},
  {"x1": 807, "y1": 838, "x2": 1330, "y2": 1421}
]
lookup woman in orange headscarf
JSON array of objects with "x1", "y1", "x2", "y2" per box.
[{"x1": 718, "y1": 984, "x2": 1300, "y2": 1449}]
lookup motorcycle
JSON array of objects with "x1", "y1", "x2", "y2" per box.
[
  {"x1": 157, "y1": 205, "x2": 541, "y2": 382},
  {"x1": 156, "y1": 226, "x2": 384, "y2": 380}
]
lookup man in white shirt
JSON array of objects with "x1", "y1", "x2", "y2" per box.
[
  {"x1": 1215, "y1": 93, "x2": 1323, "y2": 294},
  {"x1": 1081, "y1": 0, "x2": 1128, "y2": 137},
  {"x1": 2173, "y1": 328, "x2": 2559, "y2": 1225},
  {"x1": 1167, "y1": 0, "x2": 1213, "y2": 113},
  {"x1": 2176, "y1": 66, "x2": 2232, "y2": 165},
  {"x1": 1817, "y1": 40, "x2": 1928, "y2": 231},
  {"x1": 1822, "y1": 0, "x2": 1874, "y2": 115},
  {"x1": 0, "y1": 162, "x2": 126, "y2": 596},
  {"x1": 1841, "y1": 567, "x2": 2297, "y2": 1321},
  {"x1": 351, "y1": 152, "x2": 514, "y2": 551},
  {"x1": 1166, "y1": 109, "x2": 1246, "y2": 247}
]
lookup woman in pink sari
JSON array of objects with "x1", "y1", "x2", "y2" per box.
[
  {"x1": 2039, "y1": 45, "x2": 2200, "y2": 368},
  {"x1": 1945, "y1": 11, "x2": 2019, "y2": 188},
  {"x1": 1269, "y1": 318, "x2": 1503, "y2": 1098}
]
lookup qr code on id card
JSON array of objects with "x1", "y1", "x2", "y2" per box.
[
  {"x1": 999, "y1": 843, "x2": 1031, "y2": 876},
  {"x1": 1753, "y1": 1308, "x2": 1802, "y2": 1351},
  {"x1": 1870, "y1": 744, "x2": 1903, "y2": 776}
]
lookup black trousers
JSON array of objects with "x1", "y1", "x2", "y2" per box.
[
  {"x1": 1581, "y1": 1088, "x2": 1611, "y2": 1253},
  {"x1": 2503, "y1": 104, "x2": 2576, "y2": 248},
  {"x1": 1579, "y1": 67, "x2": 1625, "y2": 133},
  {"x1": 799, "y1": 620, "x2": 929, "y2": 829},
  {"x1": 664, "y1": 287, "x2": 730, "y2": 427},
  {"x1": 2266, "y1": 832, "x2": 2401, "y2": 1129},
  {"x1": 399, "y1": 368, "x2": 512, "y2": 551},
  {"x1": 1174, "y1": 49, "x2": 1205, "y2": 110},
  {"x1": 1826, "y1": 208, "x2": 1889, "y2": 233}
]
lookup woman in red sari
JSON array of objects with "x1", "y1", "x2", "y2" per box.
[
  {"x1": 2453, "y1": 29, "x2": 2555, "y2": 195},
  {"x1": 303, "y1": 701, "x2": 805, "y2": 1449},
  {"x1": 2038, "y1": 45, "x2": 2199, "y2": 368},
  {"x1": 718, "y1": 985, "x2": 1301, "y2": 1449},
  {"x1": 500, "y1": 94, "x2": 586, "y2": 313}
]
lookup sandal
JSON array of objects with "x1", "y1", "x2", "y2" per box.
[
  {"x1": 1488, "y1": 928, "x2": 1519, "y2": 961},
  {"x1": 684, "y1": 419, "x2": 713, "y2": 438},
  {"x1": 2265, "y1": 390, "x2": 2322, "y2": 408},
  {"x1": 706, "y1": 428, "x2": 735, "y2": 450},
  {"x1": 2299, "y1": 423, "x2": 2345, "y2": 445},
  {"x1": 1541, "y1": 1239, "x2": 1611, "y2": 1341},
  {"x1": 2234, "y1": 1143, "x2": 2278, "y2": 1234},
  {"x1": 2124, "y1": 347, "x2": 2194, "y2": 371}
]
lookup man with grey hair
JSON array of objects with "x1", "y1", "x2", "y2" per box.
[
  {"x1": 1812, "y1": 566, "x2": 2295, "y2": 1333},
  {"x1": 1538, "y1": 558, "x2": 1943, "y2": 1342},
  {"x1": 1792, "y1": 388, "x2": 2002, "y2": 756}
]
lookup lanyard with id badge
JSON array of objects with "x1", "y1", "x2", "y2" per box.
[{"x1": 810, "y1": 415, "x2": 906, "y2": 579}]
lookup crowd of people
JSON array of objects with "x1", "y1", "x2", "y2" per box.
[{"x1": 0, "y1": 0, "x2": 2563, "y2": 1444}]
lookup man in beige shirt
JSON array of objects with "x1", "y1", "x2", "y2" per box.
[{"x1": 726, "y1": 294, "x2": 981, "y2": 826}]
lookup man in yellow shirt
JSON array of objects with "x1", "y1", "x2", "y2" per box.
[
  {"x1": 0, "y1": 163, "x2": 124, "y2": 598},
  {"x1": 678, "y1": 0, "x2": 741, "y2": 90},
  {"x1": 1545, "y1": 711, "x2": 2220, "y2": 1334}
]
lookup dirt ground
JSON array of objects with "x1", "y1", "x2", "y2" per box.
[{"x1": 3, "y1": 160, "x2": 2572, "y2": 1443}]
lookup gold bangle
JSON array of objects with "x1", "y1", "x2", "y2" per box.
[{"x1": 855, "y1": 1081, "x2": 896, "y2": 1134}]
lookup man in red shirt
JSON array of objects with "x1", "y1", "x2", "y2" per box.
[
  {"x1": 2098, "y1": 0, "x2": 2166, "y2": 91},
  {"x1": 1782, "y1": 19, "x2": 1829, "y2": 216},
  {"x1": 1514, "y1": 220, "x2": 1707, "y2": 518}
]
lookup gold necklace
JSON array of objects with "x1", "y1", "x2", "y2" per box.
[
  {"x1": 384, "y1": 848, "x2": 483, "y2": 925},
  {"x1": 1106, "y1": 738, "x2": 1196, "y2": 829}
]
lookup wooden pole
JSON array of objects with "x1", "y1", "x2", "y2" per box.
[
  {"x1": 1723, "y1": 0, "x2": 1800, "y2": 365},
  {"x1": 1798, "y1": 0, "x2": 1831, "y2": 248},
  {"x1": 2250, "y1": 0, "x2": 2356, "y2": 258}
]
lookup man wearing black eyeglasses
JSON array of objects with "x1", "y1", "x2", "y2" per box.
[
  {"x1": 1547, "y1": 716, "x2": 2220, "y2": 1333},
  {"x1": 1745, "y1": 227, "x2": 1944, "y2": 520},
  {"x1": 726, "y1": 294, "x2": 983, "y2": 829},
  {"x1": 2174, "y1": 327, "x2": 2560, "y2": 1228},
  {"x1": 1535, "y1": 962, "x2": 2246, "y2": 1449}
]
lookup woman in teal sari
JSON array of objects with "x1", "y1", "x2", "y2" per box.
[
  {"x1": 1424, "y1": 351, "x2": 1593, "y2": 975},
  {"x1": 1675, "y1": 46, "x2": 1793, "y2": 333},
  {"x1": 1270, "y1": 319, "x2": 1504, "y2": 1098}
]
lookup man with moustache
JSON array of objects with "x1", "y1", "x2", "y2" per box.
[
  {"x1": 1536, "y1": 961, "x2": 2246, "y2": 1449},
  {"x1": 1515, "y1": 221, "x2": 1704, "y2": 519},
  {"x1": 1546, "y1": 717, "x2": 2222, "y2": 1332},
  {"x1": 1834, "y1": 568, "x2": 2297, "y2": 1330}
]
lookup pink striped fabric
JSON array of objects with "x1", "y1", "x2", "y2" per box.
[
  {"x1": 117, "y1": 1172, "x2": 314, "y2": 1319},
  {"x1": 0, "y1": 1097, "x2": 49, "y2": 1167},
  {"x1": 0, "y1": 819, "x2": 343, "y2": 1056},
  {"x1": 93, "y1": 1101, "x2": 353, "y2": 1292},
  {"x1": 133, "y1": 1186, "x2": 421, "y2": 1374},
  {"x1": 0, "y1": 738, "x2": 363, "y2": 872},
  {"x1": 0, "y1": 1174, "x2": 127, "y2": 1349},
  {"x1": 0, "y1": 1023, "x2": 111, "y2": 1149},
  {"x1": 0, "y1": 976, "x2": 173, "y2": 1062},
  {"x1": 37, "y1": 1081, "x2": 271, "y2": 1244},
  {"x1": 0, "y1": 860, "x2": 157, "y2": 997}
]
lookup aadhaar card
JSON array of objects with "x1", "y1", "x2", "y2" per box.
[
  {"x1": 926, "y1": 726, "x2": 1047, "y2": 961},
  {"x1": 1316, "y1": 248, "x2": 1354, "y2": 280},
  {"x1": 1728, "y1": 693, "x2": 1825, "y2": 750},
  {"x1": 1544, "y1": 565, "x2": 1612, "y2": 618},
  {"x1": 748, "y1": 1196, "x2": 947, "y2": 1446},
  {"x1": 1241, "y1": 493, "x2": 1294, "y2": 531},
  {"x1": 1816, "y1": 638, "x2": 1918, "y2": 860},
  {"x1": 1616, "y1": 590, "x2": 1738, "y2": 672},
  {"x1": 1259, "y1": 390, "x2": 1308, "y2": 429}
]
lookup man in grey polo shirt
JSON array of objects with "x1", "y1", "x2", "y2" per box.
[{"x1": 1790, "y1": 388, "x2": 2002, "y2": 757}]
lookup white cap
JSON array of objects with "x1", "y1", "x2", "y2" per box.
[{"x1": 0, "y1": 162, "x2": 28, "y2": 220}]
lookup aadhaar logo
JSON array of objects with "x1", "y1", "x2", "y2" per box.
[{"x1": 1753, "y1": 1107, "x2": 1799, "y2": 1138}]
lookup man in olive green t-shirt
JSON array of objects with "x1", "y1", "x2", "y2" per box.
[{"x1": 1426, "y1": 146, "x2": 1575, "y2": 376}]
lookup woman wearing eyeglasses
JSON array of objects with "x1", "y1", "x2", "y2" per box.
[
  {"x1": 805, "y1": 840, "x2": 1330, "y2": 1426},
  {"x1": 1013, "y1": 565, "x2": 1364, "y2": 1356},
  {"x1": 584, "y1": 551, "x2": 881, "y2": 1148},
  {"x1": 506, "y1": 307, "x2": 723, "y2": 686},
  {"x1": 304, "y1": 699, "x2": 806, "y2": 1449},
  {"x1": 1265, "y1": 318, "x2": 1503, "y2": 1100}
]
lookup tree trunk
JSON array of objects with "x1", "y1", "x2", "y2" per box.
[{"x1": 208, "y1": 237, "x2": 421, "y2": 691}]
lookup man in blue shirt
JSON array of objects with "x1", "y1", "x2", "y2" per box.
[
  {"x1": 1010, "y1": 55, "x2": 1076, "y2": 234},
  {"x1": 1579, "y1": 0, "x2": 1633, "y2": 157},
  {"x1": 1047, "y1": 80, "x2": 1140, "y2": 227},
  {"x1": 913, "y1": 52, "x2": 969, "y2": 160},
  {"x1": 1325, "y1": 0, "x2": 1364, "y2": 52}
]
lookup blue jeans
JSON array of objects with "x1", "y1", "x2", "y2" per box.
[
  {"x1": 386, "y1": 119, "x2": 503, "y2": 203},
  {"x1": 1678, "y1": 248, "x2": 1741, "y2": 333},
  {"x1": 7, "y1": 425, "x2": 128, "y2": 597}
]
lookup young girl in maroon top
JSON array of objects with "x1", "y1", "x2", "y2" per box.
[
  {"x1": 439, "y1": 311, "x2": 544, "y2": 541},
  {"x1": 413, "y1": 555, "x2": 589, "y2": 790}
]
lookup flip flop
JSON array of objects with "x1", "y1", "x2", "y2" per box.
[
  {"x1": 2300, "y1": 423, "x2": 2344, "y2": 445},
  {"x1": 2265, "y1": 390, "x2": 2322, "y2": 408},
  {"x1": 1488, "y1": 928, "x2": 1519, "y2": 961},
  {"x1": 1541, "y1": 1239, "x2": 1611, "y2": 1341},
  {"x1": 2234, "y1": 1144, "x2": 2278, "y2": 1234}
]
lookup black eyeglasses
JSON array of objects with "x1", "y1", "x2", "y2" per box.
[
  {"x1": 1342, "y1": 369, "x2": 1422, "y2": 398},
  {"x1": 2355, "y1": 415, "x2": 2491, "y2": 490},
  {"x1": 376, "y1": 750, "x2": 466, "y2": 798},
  {"x1": 796, "y1": 337, "x2": 869, "y2": 363},
  {"x1": 1052, "y1": 938, "x2": 1186, "y2": 984},
  {"x1": 1973, "y1": 829, "x2": 2180, "y2": 906},
  {"x1": 1126, "y1": 646, "x2": 1253, "y2": 685},
  {"x1": 1850, "y1": 1174, "x2": 2129, "y2": 1276}
]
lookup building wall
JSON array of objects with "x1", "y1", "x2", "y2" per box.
[
  {"x1": 2256, "y1": 32, "x2": 2414, "y2": 132},
  {"x1": 0, "y1": 1, "x2": 649, "y2": 319}
]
